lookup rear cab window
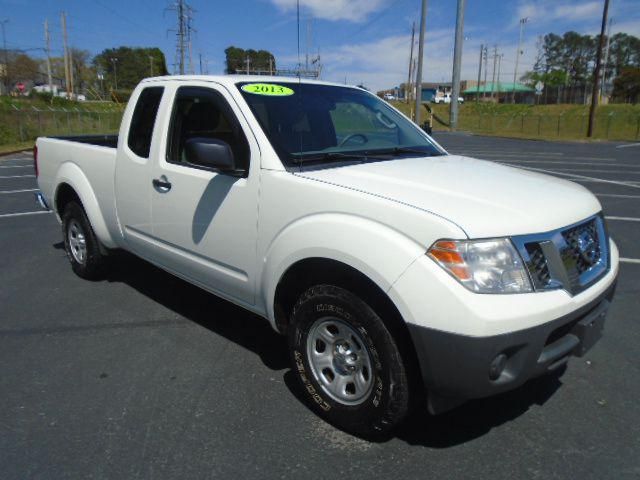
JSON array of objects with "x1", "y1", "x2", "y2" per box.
[{"x1": 127, "y1": 86, "x2": 164, "y2": 158}]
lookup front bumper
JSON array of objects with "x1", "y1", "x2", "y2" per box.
[
  {"x1": 388, "y1": 238, "x2": 619, "y2": 413},
  {"x1": 408, "y1": 279, "x2": 616, "y2": 413}
]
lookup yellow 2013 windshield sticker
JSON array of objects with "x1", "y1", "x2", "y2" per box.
[{"x1": 241, "y1": 83, "x2": 294, "y2": 96}]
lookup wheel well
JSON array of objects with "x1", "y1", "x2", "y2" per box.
[
  {"x1": 55, "y1": 183, "x2": 82, "y2": 216},
  {"x1": 274, "y1": 258, "x2": 423, "y2": 393}
]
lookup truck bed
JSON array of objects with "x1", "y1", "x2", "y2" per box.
[{"x1": 49, "y1": 134, "x2": 118, "y2": 149}]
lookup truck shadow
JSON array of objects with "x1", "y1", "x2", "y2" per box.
[
  {"x1": 52, "y1": 243, "x2": 564, "y2": 447},
  {"x1": 394, "y1": 370, "x2": 564, "y2": 447},
  {"x1": 94, "y1": 248, "x2": 288, "y2": 371}
]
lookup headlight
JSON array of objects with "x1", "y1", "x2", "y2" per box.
[{"x1": 427, "y1": 239, "x2": 533, "y2": 294}]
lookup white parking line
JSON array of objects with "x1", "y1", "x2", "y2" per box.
[
  {"x1": 501, "y1": 163, "x2": 640, "y2": 189},
  {"x1": 454, "y1": 152, "x2": 617, "y2": 162},
  {"x1": 616, "y1": 143, "x2": 640, "y2": 149},
  {"x1": 571, "y1": 179, "x2": 640, "y2": 186},
  {"x1": 449, "y1": 151, "x2": 566, "y2": 157},
  {"x1": 0, "y1": 174, "x2": 36, "y2": 179},
  {"x1": 0, "y1": 211, "x2": 50, "y2": 219},
  {"x1": 620, "y1": 258, "x2": 640, "y2": 264},
  {"x1": 604, "y1": 216, "x2": 640, "y2": 222},
  {"x1": 595, "y1": 193, "x2": 640, "y2": 199},
  {"x1": 495, "y1": 159, "x2": 628, "y2": 167},
  {"x1": 0, "y1": 188, "x2": 38, "y2": 194},
  {"x1": 0, "y1": 165, "x2": 32, "y2": 169},
  {"x1": 545, "y1": 168, "x2": 640, "y2": 175}
]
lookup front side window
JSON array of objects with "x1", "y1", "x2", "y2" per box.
[
  {"x1": 127, "y1": 86, "x2": 164, "y2": 158},
  {"x1": 237, "y1": 82, "x2": 444, "y2": 168},
  {"x1": 167, "y1": 87, "x2": 250, "y2": 170}
]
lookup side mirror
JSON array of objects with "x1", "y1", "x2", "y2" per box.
[{"x1": 184, "y1": 138, "x2": 241, "y2": 175}]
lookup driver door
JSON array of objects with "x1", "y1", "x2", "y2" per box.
[{"x1": 148, "y1": 83, "x2": 260, "y2": 305}]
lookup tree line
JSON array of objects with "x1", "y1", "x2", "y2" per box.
[
  {"x1": 1, "y1": 46, "x2": 169, "y2": 101},
  {"x1": 525, "y1": 31, "x2": 640, "y2": 103}
]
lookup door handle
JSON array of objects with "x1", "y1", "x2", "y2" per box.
[{"x1": 152, "y1": 176, "x2": 172, "y2": 192}]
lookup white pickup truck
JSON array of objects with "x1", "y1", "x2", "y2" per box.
[{"x1": 34, "y1": 76, "x2": 618, "y2": 436}]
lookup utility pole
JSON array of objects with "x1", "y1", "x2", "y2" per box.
[
  {"x1": 482, "y1": 46, "x2": 488, "y2": 99},
  {"x1": 450, "y1": 0, "x2": 466, "y2": 129},
  {"x1": 110, "y1": 57, "x2": 118, "y2": 90},
  {"x1": 61, "y1": 12, "x2": 71, "y2": 98},
  {"x1": 69, "y1": 47, "x2": 74, "y2": 97},
  {"x1": 490, "y1": 45, "x2": 498, "y2": 100},
  {"x1": 0, "y1": 19, "x2": 8, "y2": 95},
  {"x1": 178, "y1": 0, "x2": 185, "y2": 74},
  {"x1": 44, "y1": 20, "x2": 53, "y2": 92},
  {"x1": 406, "y1": 22, "x2": 415, "y2": 105},
  {"x1": 414, "y1": 0, "x2": 427, "y2": 126},
  {"x1": 199, "y1": 53, "x2": 203, "y2": 74},
  {"x1": 588, "y1": 0, "x2": 610, "y2": 137},
  {"x1": 511, "y1": 17, "x2": 528, "y2": 103},
  {"x1": 496, "y1": 53, "x2": 504, "y2": 101},
  {"x1": 600, "y1": 17, "x2": 613, "y2": 101},
  {"x1": 245, "y1": 55, "x2": 250, "y2": 75},
  {"x1": 166, "y1": 0, "x2": 193, "y2": 74},
  {"x1": 476, "y1": 43, "x2": 483, "y2": 103}
]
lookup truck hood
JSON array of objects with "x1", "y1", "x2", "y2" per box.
[{"x1": 295, "y1": 155, "x2": 602, "y2": 238}]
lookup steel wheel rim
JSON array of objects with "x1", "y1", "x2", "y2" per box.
[
  {"x1": 306, "y1": 317, "x2": 374, "y2": 406},
  {"x1": 67, "y1": 219, "x2": 87, "y2": 264}
]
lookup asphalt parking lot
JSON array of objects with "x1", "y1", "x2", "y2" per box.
[{"x1": 1, "y1": 134, "x2": 639, "y2": 479}]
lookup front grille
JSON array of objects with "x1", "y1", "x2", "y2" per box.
[
  {"x1": 512, "y1": 215, "x2": 609, "y2": 296},
  {"x1": 525, "y1": 243, "x2": 551, "y2": 288},
  {"x1": 561, "y1": 219, "x2": 602, "y2": 275}
]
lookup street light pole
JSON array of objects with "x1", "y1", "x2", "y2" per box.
[
  {"x1": 110, "y1": 57, "x2": 119, "y2": 90},
  {"x1": 587, "y1": 0, "x2": 610, "y2": 137},
  {"x1": 450, "y1": 0, "x2": 466, "y2": 129},
  {"x1": 512, "y1": 17, "x2": 528, "y2": 103},
  {"x1": 1, "y1": 19, "x2": 9, "y2": 94},
  {"x1": 414, "y1": 0, "x2": 427, "y2": 126}
]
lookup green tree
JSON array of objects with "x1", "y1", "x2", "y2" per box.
[
  {"x1": 224, "y1": 46, "x2": 276, "y2": 74},
  {"x1": 93, "y1": 47, "x2": 168, "y2": 92},
  {"x1": 612, "y1": 67, "x2": 640, "y2": 103}
]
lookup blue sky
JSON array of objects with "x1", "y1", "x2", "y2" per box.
[{"x1": 1, "y1": 0, "x2": 638, "y2": 92}]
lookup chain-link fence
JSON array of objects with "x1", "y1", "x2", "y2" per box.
[
  {"x1": 448, "y1": 112, "x2": 640, "y2": 141},
  {"x1": 0, "y1": 108, "x2": 124, "y2": 146}
]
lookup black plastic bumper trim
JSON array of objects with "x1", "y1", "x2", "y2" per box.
[{"x1": 407, "y1": 277, "x2": 617, "y2": 413}]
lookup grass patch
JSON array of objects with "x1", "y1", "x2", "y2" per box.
[{"x1": 391, "y1": 101, "x2": 640, "y2": 141}]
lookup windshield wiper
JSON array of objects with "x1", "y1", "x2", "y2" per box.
[
  {"x1": 291, "y1": 152, "x2": 368, "y2": 164},
  {"x1": 372, "y1": 147, "x2": 442, "y2": 156}
]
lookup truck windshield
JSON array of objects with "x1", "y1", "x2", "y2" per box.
[{"x1": 237, "y1": 82, "x2": 444, "y2": 167}]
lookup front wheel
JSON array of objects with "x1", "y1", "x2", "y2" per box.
[
  {"x1": 61, "y1": 202, "x2": 107, "y2": 280},
  {"x1": 288, "y1": 285, "x2": 410, "y2": 437}
]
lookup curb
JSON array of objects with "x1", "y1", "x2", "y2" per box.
[{"x1": 0, "y1": 148, "x2": 32, "y2": 158}]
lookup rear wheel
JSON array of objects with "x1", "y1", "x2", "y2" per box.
[
  {"x1": 288, "y1": 285, "x2": 410, "y2": 437},
  {"x1": 62, "y1": 202, "x2": 107, "y2": 280}
]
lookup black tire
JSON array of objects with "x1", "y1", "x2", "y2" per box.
[
  {"x1": 288, "y1": 285, "x2": 410, "y2": 437},
  {"x1": 61, "y1": 202, "x2": 107, "y2": 280}
]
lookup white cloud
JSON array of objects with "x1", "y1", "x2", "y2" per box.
[
  {"x1": 307, "y1": 28, "x2": 541, "y2": 93},
  {"x1": 515, "y1": 0, "x2": 603, "y2": 28},
  {"x1": 269, "y1": 0, "x2": 387, "y2": 22}
]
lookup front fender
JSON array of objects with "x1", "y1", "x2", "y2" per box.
[
  {"x1": 260, "y1": 213, "x2": 427, "y2": 326},
  {"x1": 54, "y1": 162, "x2": 117, "y2": 248}
]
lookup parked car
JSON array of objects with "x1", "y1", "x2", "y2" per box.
[
  {"x1": 34, "y1": 76, "x2": 618, "y2": 436},
  {"x1": 383, "y1": 93, "x2": 396, "y2": 101},
  {"x1": 434, "y1": 92, "x2": 464, "y2": 104}
]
